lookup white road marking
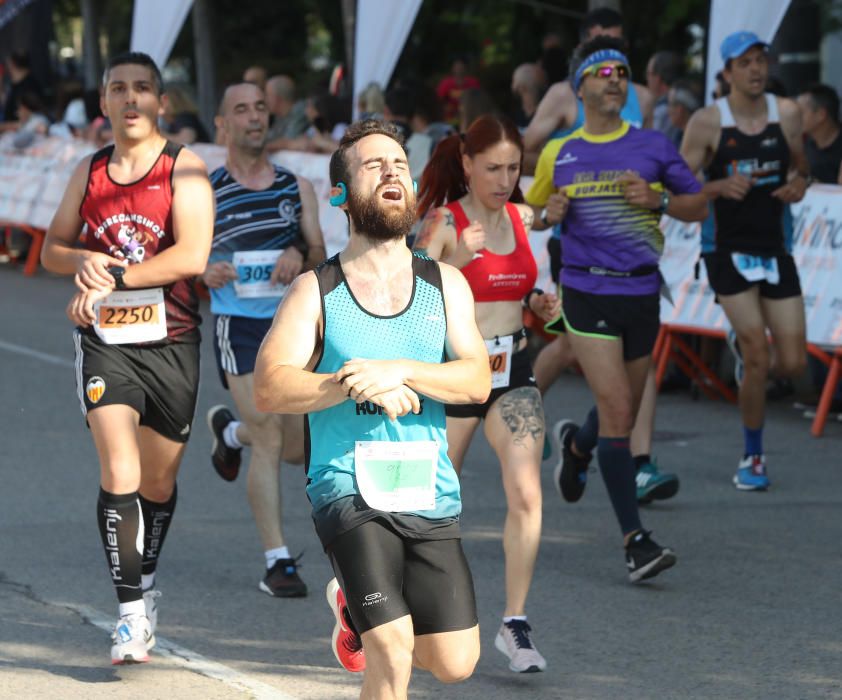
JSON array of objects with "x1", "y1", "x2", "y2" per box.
[
  {"x1": 59, "y1": 601, "x2": 299, "y2": 700},
  {"x1": 0, "y1": 338, "x2": 74, "y2": 367}
]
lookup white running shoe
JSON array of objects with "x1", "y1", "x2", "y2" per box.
[
  {"x1": 142, "y1": 589, "x2": 161, "y2": 648},
  {"x1": 110, "y1": 614, "x2": 152, "y2": 665},
  {"x1": 494, "y1": 619, "x2": 547, "y2": 673}
]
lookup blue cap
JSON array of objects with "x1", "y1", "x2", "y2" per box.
[{"x1": 720, "y1": 31, "x2": 769, "y2": 63}]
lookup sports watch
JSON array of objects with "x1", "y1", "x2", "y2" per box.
[
  {"x1": 108, "y1": 266, "x2": 127, "y2": 290},
  {"x1": 657, "y1": 190, "x2": 671, "y2": 214}
]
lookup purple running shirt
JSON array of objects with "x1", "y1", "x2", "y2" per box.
[{"x1": 551, "y1": 122, "x2": 701, "y2": 295}]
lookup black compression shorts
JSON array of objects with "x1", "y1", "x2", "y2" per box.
[{"x1": 327, "y1": 518, "x2": 478, "y2": 636}]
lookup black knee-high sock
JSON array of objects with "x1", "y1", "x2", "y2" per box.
[
  {"x1": 97, "y1": 489, "x2": 144, "y2": 603},
  {"x1": 573, "y1": 406, "x2": 599, "y2": 454},
  {"x1": 138, "y1": 484, "x2": 177, "y2": 579},
  {"x1": 597, "y1": 437, "x2": 643, "y2": 536}
]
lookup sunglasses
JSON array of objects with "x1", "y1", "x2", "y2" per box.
[{"x1": 582, "y1": 63, "x2": 630, "y2": 80}]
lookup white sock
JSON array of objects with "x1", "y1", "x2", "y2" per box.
[
  {"x1": 119, "y1": 599, "x2": 146, "y2": 618},
  {"x1": 223, "y1": 421, "x2": 243, "y2": 449},
  {"x1": 265, "y1": 546, "x2": 291, "y2": 568},
  {"x1": 141, "y1": 573, "x2": 155, "y2": 592},
  {"x1": 503, "y1": 615, "x2": 527, "y2": 623}
]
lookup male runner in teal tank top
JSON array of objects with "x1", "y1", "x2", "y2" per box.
[{"x1": 254, "y1": 120, "x2": 490, "y2": 698}]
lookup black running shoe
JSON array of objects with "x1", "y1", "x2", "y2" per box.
[
  {"x1": 207, "y1": 405, "x2": 242, "y2": 482},
  {"x1": 625, "y1": 530, "x2": 676, "y2": 583},
  {"x1": 552, "y1": 420, "x2": 592, "y2": 503},
  {"x1": 259, "y1": 557, "x2": 308, "y2": 598}
]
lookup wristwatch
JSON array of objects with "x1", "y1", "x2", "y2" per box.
[
  {"x1": 108, "y1": 265, "x2": 127, "y2": 290},
  {"x1": 540, "y1": 207, "x2": 550, "y2": 227},
  {"x1": 657, "y1": 190, "x2": 671, "y2": 214}
]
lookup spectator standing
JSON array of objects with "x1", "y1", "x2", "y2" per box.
[
  {"x1": 437, "y1": 56, "x2": 481, "y2": 125},
  {"x1": 12, "y1": 91, "x2": 50, "y2": 149},
  {"x1": 666, "y1": 78, "x2": 702, "y2": 147},
  {"x1": 357, "y1": 81, "x2": 385, "y2": 120},
  {"x1": 383, "y1": 86, "x2": 431, "y2": 180},
  {"x1": 511, "y1": 63, "x2": 546, "y2": 130},
  {"x1": 646, "y1": 50, "x2": 684, "y2": 139},
  {"x1": 797, "y1": 84, "x2": 842, "y2": 184},
  {"x1": 243, "y1": 65, "x2": 268, "y2": 91},
  {"x1": 162, "y1": 86, "x2": 210, "y2": 144},
  {"x1": 1, "y1": 51, "x2": 44, "y2": 127},
  {"x1": 265, "y1": 75, "x2": 309, "y2": 152}
]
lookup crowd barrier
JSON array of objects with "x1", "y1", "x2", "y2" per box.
[{"x1": 2, "y1": 137, "x2": 839, "y2": 434}]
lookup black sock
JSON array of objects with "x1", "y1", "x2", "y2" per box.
[
  {"x1": 597, "y1": 437, "x2": 643, "y2": 536},
  {"x1": 633, "y1": 454, "x2": 651, "y2": 471},
  {"x1": 138, "y1": 483, "x2": 178, "y2": 579},
  {"x1": 97, "y1": 488, "x2": 144, "y2": 604},
  {"x1": 573, "y1": 406, "x2": 599, "y2": 455}
]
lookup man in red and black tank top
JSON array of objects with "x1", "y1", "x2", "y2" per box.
[
  {"x1": 682, "y1": 33, "x2": 809, "y2": 492},
  {"x1": 42, "y1": 52, "x2": 214, "y2": 665}
]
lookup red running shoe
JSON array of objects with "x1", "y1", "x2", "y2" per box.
[{"x1": 326, "y1": 578, "x2": 365, "y2": 673}]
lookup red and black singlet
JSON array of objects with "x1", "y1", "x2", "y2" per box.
[{"x1": 79, "y1": 140, "x2": 201, "y2": 342}]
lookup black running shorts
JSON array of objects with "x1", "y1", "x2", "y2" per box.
[
  {"x1": 327, "y1": 518, "x2": 478, "y2": 636},
  {"x1": 446, "y1": 344, "x2": 537, "y2": 419},
  {"x1": 74, "y1": 331, "x2": 200, "y2": 443},
  {"x1": 561, "y1": 286, "x2": 660, "y2": 361},
  {"x1": 212, "y1": 314, "x2": 273, "y2": 388},
  {"x1": 702, "y1": 252, "x2": 802, "y2": 300}
]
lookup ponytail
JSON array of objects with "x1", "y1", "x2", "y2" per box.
[{"x1": 416, "y1": 133, "x2": 467, "y2": 218}]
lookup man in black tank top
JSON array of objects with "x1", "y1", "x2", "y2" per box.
[{"x1": 681, "y1": 31, "x2": 809, "y2": 492}]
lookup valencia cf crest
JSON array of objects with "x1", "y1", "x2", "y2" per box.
[{"x1": 86, "y1": 376, "x2": 106, "y2": 404}]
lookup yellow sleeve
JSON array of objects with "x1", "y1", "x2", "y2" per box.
[{"x1": 525, "y1": 138, "x2": 563, "y2": 206}]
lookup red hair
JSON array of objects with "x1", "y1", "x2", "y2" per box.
[{"x1": 417, "y1": 114, "x2": 524, "y2": 218}]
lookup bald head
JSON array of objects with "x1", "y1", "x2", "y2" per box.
[
  {"x1": 513, "y1": 63, "x2": 545, "y2": 92},
  {"x1": 243, "y1": 65, "x2": 267, "y2": 90},
  {"x1": 265, "y1": 75, "x2": 297, "y2": 117}
]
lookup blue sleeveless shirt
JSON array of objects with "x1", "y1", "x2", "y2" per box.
[{"x1": 306, "y1": 253, "x2": 462, "y2": 546}]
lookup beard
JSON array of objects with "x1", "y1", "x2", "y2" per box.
[{"x1": 347, "y1": 185, "x2": 417, "y2": 242}]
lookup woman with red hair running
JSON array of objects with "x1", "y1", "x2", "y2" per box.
[{"x1": 413, "y1": 114, "x2": 558, "y2": 674}]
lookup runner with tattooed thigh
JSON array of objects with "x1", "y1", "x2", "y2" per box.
[{"x1": 413, "y1": 114, "x2": 559, "y2": 674}]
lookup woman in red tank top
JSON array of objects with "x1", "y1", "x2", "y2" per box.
[{"x1": 413, "y1": 114, "x2": 558, "y2": 673}]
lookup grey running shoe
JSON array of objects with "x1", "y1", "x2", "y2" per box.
[{"x1": 494, "y1": 619, "x2": 547, "y2": 673}]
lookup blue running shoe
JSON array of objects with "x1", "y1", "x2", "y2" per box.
[
  {"x1": 636, "y1": 459, "x2": 680, "y2": 504},
  {"x1": 733, "y1": 454, "x2": 770, "y2": 491}
]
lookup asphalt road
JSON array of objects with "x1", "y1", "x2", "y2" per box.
[{"x1": 1, "y1": 265, "x2": 841, "y2": 700}]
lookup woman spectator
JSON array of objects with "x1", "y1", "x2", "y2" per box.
[{"x1": 161, "y1": 85, "x2": 210, "y2": 144}]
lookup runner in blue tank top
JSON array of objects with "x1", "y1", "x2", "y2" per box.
[
  {"x1": 681, "y1": 31, "x2": 809, "y2": 491},
  {"x1": 200, "y1": 82, "x2": 326, "y2": 599},
  {"x1": 253, "y1": 120, "x2": 491, "y2": 694}
]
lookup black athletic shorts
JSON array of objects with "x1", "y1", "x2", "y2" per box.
[
  {"x1": 212, "y1": 314, "x2": 273, "y2": 388},
  {"x1": 446, "y1": 331, "x2": 537, "y2": 419},
  {"x1": 702, "y1": 252, "x2": 802, "y2": 300},
  {"x1": 547, "y1": 234, "x2": 562, "y2": 285},
  {"x1": 73, "y1": 330, "x2": 200, "y2": 443},
  {"x1": 561, "y1": 286, "x2": 660, "y2": 361},
  {"x1": 327, "y1": 518, "x2": 478, "y2": 636}
]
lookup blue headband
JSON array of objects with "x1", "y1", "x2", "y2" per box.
[{"x1": 573, "y1": 49, "x2": 631, "y2": 92}]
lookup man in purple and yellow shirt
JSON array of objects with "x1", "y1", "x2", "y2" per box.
[{"x1": 531, "y1": 36, "x2": 707, "y2": 583}]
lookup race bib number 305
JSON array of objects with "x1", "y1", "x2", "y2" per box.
[
  {"x1": 233, "y1": 250, "x2": 287, "y2": 298},
  {"x1": 355, "y1": 440, "x2": 438, "y2": 512},
  {"x1": 93, "y1": 288, "x2": 166, "y2": 345}
]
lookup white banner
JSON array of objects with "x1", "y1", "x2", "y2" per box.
[
  {"x1": 660, "y1": 185, "x2": 842, "y2": 347},
  {"x1": 130, "y1": 0, "x2": 194, "y2": 70},
  {"x1": 0, "y1": 135, "x2": 350, "y2": 257}
]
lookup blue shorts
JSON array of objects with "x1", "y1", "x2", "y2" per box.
[{"x1": 212, "y1": 315, "x2": 273, "y2": 388}]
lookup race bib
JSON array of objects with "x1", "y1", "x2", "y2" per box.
[
  {"x1": 731, "y1": 253, "x2": 780, "y2": 285},
  {"x1": 233, "y1": 250, "x2": 287, "y2": 298},
  {"x1": 355, "y1": 440, "x2": 438, "y2": 512},
  {"x1": 93, "y1": 288, "x2": 166, "y2": 345},
  {"x1": 485, "y1": 335, "x2": 513, "y2": 390}
]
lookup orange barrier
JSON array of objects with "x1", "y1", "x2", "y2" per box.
[
  {"x1": 806, "y1": 344, "x2": 842, "y2": 438},
  {"x1": 655, "y1": 323, "x2": 841, "y2": 437},
  {"x1": 653, "y1": 324, "x2": 737, "y2": 404},
  {"x1": 2, "y1": 223, "x2": 45, "y2": 277}
]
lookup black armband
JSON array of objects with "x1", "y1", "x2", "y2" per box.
[{"x1": 522, "y1": 287, "x2": 544, "y2": 310}]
